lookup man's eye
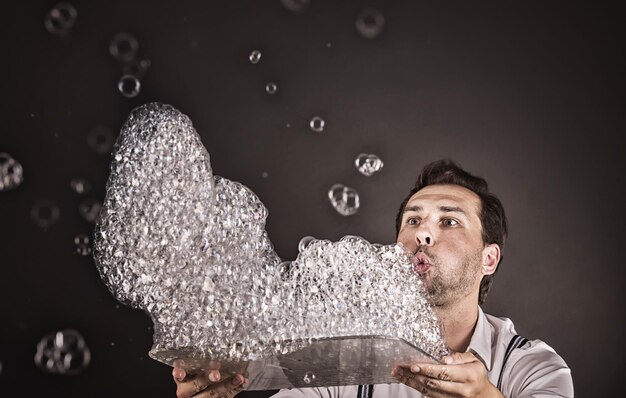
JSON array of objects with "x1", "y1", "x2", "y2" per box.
[
  {"x1": 442, "y1": 218, "x2": 459, "y2": 227},
  {"x1": 407, "y1": 218, "x2": 419, "y2": 225}
]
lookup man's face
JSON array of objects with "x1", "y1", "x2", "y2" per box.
[{"x1": 396, "y1": 184, "x2": 487, "y2": 307}]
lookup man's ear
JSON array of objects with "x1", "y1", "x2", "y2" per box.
[{"x1": 481, "y1": 243, "x2": 500, "y2": 276}]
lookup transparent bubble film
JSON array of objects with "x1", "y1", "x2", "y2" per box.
[{"x1": 93, "y1": 103, "x2": 448, "y2": 389}]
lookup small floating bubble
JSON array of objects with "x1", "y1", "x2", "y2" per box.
[
  {"x1": 109, "y1": 32, "x2": 139, "y2": 63},
  {"x1": 355, "y1": 8, "x2": 385, "y2": 39},
  {"x1": 265, "y1": 82, "x2": 278, "y2": 95},
  {"x1": 31, "y1": 200, "x2": 60, "y2": 228},
  {"x1": 87, "y1": 125, "x2": 114, "y2": 155},
  {"x1": 70, "y1": 177, "x2": 91, "y2": 195},
  {"x1": 34, "y1": 329, "x2": 91, "y2": 375},
  {"x1": 249, "y1": 50, "x2": 262, "y2": 64},
  {"x1": 44, "y1": 3, "x2": 77, "y2": 37},
  {"x1": 309, "y1": 116, "x2": 325, "y2": 132},
  {"x1": 123, "y1": 57, "x2": 151, "y2": 79},
  {"x1": 328, "y1": 184, "x2": 360, "y2": 216},
  {"x1": 118, "y1": 75, "x2": 141, "y2": 98},
  {"x1": 298, "y1": 236, "x2": 317, "y2": 253},
  {"x1": 0, "y1": 153, "x2": 24, "y2": 191},
  {"x1": 355, "y1": 153, "x2": 384, "y2": 176},
  {"x1": 79, "y1": 198, "x2": 102, "y2": 223}
]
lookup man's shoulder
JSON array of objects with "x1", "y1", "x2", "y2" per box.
[
  {"x1": 482, "y1": 311, "x2": 566, "y2": 359},
  {"x1": 481, "y1": 312, "x2": 573, "y2": 396}
]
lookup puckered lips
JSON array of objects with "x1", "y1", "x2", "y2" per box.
[{"x1": 412, "y1": 252, "x2": 432, "y2": 274}]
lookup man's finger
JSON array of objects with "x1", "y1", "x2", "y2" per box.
[
  {"x1": 193, "y1": 374, "x2": 246, "y2": 398},
  {"x1": 441, "y1": 351, "x2": 477, "y2": 365},
  {"x1": 173, "y1": 367, "x2": 187, "y2": 382},
  {"x1": 174, "y1": 368, "x2": 218, "y2": 398}
]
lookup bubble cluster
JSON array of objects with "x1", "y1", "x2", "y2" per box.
[
  {"x1": 0, "y1": 153, "x2": 24, "y2": 191},
  {"x1": 355, "y1": 153, "x2": 384, "y2": 176},
  {"x1": 93, "y1": 103, "x2": 448, "y2": 383},
  {"x1": 355, "y1": 8, "x2": 385, "y2": 39},
  {"x1": 34, "y1": 329, "x2": 91, "y2": 375},
  {"x1": 328, "y1": 184, "x2": 360, "y2": 216},
  {"x1": 44, "y1": 3, "x2": 77, "y2": 36}
]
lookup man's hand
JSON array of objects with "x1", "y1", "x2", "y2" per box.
[
  {"x1": 392, "y1": 352, "x2": 504, "y2": 398},
  {"x1": 172, "y1": 362, "x2": 247, "y2": 398}
]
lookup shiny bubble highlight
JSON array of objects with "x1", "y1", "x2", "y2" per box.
[{"x1": 303, "y1": 371, "x2": 316, "y2": 384}]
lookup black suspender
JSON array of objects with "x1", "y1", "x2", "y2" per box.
[
  {"x1": 497, "y1": 334, "x2": 528, "y2": 391},
  {"x1": 357, "y1": 384, "x2": 374, "y2": 398}
]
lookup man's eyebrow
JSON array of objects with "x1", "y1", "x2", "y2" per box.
[
  {"x1": 439, "y1": 206, "x2": 467, "y2": 215},
  {"x1": 403, "y1": 205, "x2": 467, "y2": 215}
]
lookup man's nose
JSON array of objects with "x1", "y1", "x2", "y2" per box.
[{"x1": 415, "y1": 226, "x2": 434, "y2": 246}]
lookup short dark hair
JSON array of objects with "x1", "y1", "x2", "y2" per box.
[{"x1": 394, "y1": 159, "x2": 508, "y2": 305}]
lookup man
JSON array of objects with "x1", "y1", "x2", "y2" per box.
[{"x1": 172, "y1": 159, "x2": 574, "y2": 397}]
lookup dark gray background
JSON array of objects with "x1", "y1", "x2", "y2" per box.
[{"x1": 1, "y1": 1, "x2": 624, "y2": 396}]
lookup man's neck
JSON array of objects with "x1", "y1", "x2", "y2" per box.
[{"x1": 435, "y1": 302, "x2": 480, "y2": 353}]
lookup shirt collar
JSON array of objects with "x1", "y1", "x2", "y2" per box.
[{"x1": 466, "y1": 306, "x2": 493, "y2": 371}]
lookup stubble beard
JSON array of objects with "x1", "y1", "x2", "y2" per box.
[{"x1": 423, "y1": 248, "x2": 483, "y2": 307}]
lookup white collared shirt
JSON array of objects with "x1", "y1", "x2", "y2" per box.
[{"x1": 270, "y1": 307, "x2": 573, "y2": 397}]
